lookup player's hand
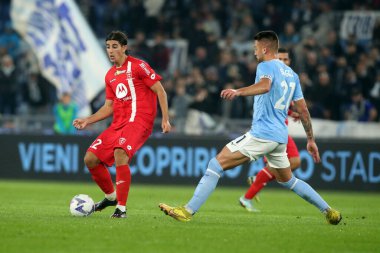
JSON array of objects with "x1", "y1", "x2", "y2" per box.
[
  {"x1": 220, "y1": 89, "x2": 239, "y2": 100},
  {"x1": 307, "y1": 140, "x2": 320, "y2": 163},
  {"x1": 290, "y1": 111, "x2": 301, "y2": 122},
  {"x1": 73, "y1": 118, "x2": 88, "y2": 130},
  {"x1": 161, "y1": 119, "x2": 171, "y2": 133}
]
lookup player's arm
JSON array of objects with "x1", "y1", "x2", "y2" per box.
[
  {"x1": 73, "y1": 99, "x2": 113, "y2": 130},
  {"x1": 220, "y1": 78, "x2": 271, "y2": 100},
  {"x1": 150, "y1": 81, "x2": 171, "y2": 133},
  {"x1": 293, "y1": 98, "x2": 320, "y2": 163},
  {"x1": 288, "y1": 103, "x2": 300, "y2": 121}
]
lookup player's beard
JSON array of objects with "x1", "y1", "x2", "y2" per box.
[{"x1": 255, "y1": 53, "x2": 264, "y2": 63}]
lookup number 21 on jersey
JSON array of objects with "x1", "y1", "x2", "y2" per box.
[{"x1": 274, "y1": 81, "x2": 295, "y2": 110}]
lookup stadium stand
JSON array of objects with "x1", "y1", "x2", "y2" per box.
[{"x1": 0, "y1": 0, "x2": 379, "y2": 136}]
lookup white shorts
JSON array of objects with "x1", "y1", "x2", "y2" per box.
[{"x1": 226, "y1": 132, "x2": 290, "y2": 169}]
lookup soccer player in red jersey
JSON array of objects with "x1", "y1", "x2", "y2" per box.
[
  {"x1": 239, "y1": 48, "x2": 302, "y2": 212},
  {"x1": 73, "y1": 31, "x2": 171, "y2": 218}
]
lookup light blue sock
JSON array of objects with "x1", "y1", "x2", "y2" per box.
[
  {"x1": 278, "y1": 175, "x2": 330, "y2": 212},
  {"x1": 186, "y1": 158, "x2": 224, "y2": 214}
]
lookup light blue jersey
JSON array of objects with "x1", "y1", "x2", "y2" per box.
[{"x1": 249, "y1": 59, "x2": 303, "y2": 143}]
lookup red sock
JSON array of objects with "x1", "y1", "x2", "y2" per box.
[
  {"x1": 245, "y1": 167, "x2": 275, "y2": 199},
  {"x1": 116, "y1": 165, "x2": 131, "y2": 206},
  {"x1": 89, "y1": 163, "x2": 114, "y2": 194}
]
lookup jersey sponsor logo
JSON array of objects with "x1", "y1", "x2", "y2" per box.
[
  {"x1": 119, "y1": 137, "x2": 126, "y2": 145},
  {"x1": 150, "y1": 73, "x2": 156, "y2": 80},
  {"x1": 116, "y1": 83, "x2": 128, "y2": 98},
  {"x1": 139, "y1": 63, "x2": 150, "y2": 76},
  {"x1": 115, "y1": 70, "x2": 126, "y2": 76}
]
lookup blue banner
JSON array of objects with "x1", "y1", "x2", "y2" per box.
[
  {"x1": 0, "y1": 134, "x2": 379, "y2": 191},
  {"x1": 11, "y1": 0, "x2": 110, "y2": 114}
]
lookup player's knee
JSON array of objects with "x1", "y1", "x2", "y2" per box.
[
  {"x1": 84, "y1": 152, "x2": 100, "y2": 168},
  {"x1": 114, "y1": 148, "x2": 127, "y2": 157},
  {"x1": 215, "y1": 149, "x2": 234, "y2": 169},
  {"x1": 114, "y1": 148, "x2": 129, "y2": 165},
  {"x1": 84, "y1": 155, "x2": 99, "y2": 169}
]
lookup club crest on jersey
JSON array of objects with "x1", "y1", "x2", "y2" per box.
[
  {"x1": 119, "y1": 138, "x2": 126, "y2": 145},
  {"x1": 116, "y1": 83, "x2": 128, "y2": 98},
  {"x1": 115, "y1": 70, "x2": 126, "y2": 76}
]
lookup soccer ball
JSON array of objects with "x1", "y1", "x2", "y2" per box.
[{"x1": 69, "y1": 194, "x2": 95, "y2": 217}]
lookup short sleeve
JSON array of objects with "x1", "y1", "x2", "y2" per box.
[
  {"x1": 292, "y1": 74, "x2": 304, "y2": 101},
  {"x1": 256, "y1": 62, "x2": 273, "y2": 82},
  {"x1": 137, "y1": 61, "x2": 162, "y2": 87}
]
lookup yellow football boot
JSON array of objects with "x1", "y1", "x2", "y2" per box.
[
  {"x1": 325, "y1": 208, "x2": 342, "y2": 225},
  {"x1": 159, "y1": 203, "x2": 192, "y2": 222}
]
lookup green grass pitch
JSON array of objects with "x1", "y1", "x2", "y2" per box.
[{"x1": 0, "y1": 180, "x2": 379, "y2": 253}]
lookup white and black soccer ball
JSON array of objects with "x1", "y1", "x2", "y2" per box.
[{"x1": 69, "y1": 194, "x2": 95, "y2": 217}]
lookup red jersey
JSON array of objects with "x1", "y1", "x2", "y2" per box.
[{"x1": 104, "y1": 56, "x2": 162, "y2": 130}]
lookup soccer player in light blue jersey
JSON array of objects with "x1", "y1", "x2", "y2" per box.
[
  {"x1": 159, "y1": 31, "x2": 341, "y2": 225},
  {"x1": 240, "y1": 48, "x2": 302, "y2": 212}
]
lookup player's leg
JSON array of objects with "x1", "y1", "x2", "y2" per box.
[
  {"x1": 289, "y1": 157, "x2": 300, "y2": 171},
  {"x1": 85, "y1": 132, "x2": 118, "y2": 212},
  {"x1": 246, "y1": 135, "x2": 300, "y2": 192},
  {"x1": 243, "y1": 157, "x2": 274, "y2": 205},
  {"x1": 242, "y1": 135, "x2": 299, "y2": 208},
  {"x1": 267, "y1": 145, "x2": 341, "y2": 224},
  {"x1": 85, "y1": 152, "x2": 115, "y2": 199},
  {"x1": 273, "y1": 168, "x2": 341, "y2": 224},
  {"x1": 159, "y1": 133, "x2": 251, "y2": 221},
  {"x1": 160, "y1": 146, "x2": 249, "y2": 221},
  {"x1": 111, "y1": 148, "x2": 131, "y2": 218},
  {"x1": 185, "y1": 145, "x2": 250, "y2": 212},
  {"x1": 287, "y1": 136, "x2": 300, "y2": 171},
  {"x1": 111, "y1": 124, "x2": 152, "y2": 218}
]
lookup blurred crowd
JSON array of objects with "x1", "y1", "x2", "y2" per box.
[
  {"x1": 1, "y1": 0, "x2": 380, "y2": 134},
  {"x1": 0, "y1": 9, "x2": 57, "y2": 119}
]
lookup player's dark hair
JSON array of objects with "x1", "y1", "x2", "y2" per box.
[
  {"x1": 106, "y1": 31, "x2": 128, "y2": 45},
  {"x1": 106, "y1": 31, "x2": 129, "y2": 54},
  {"x1": 254, "y1": 31, "x2": 279, "y2": 51},
  {"x1": 278, "y1": 47, "x2": 293, "y2": 61},
  {"x1": 254, "y1": 30, "x2": 278, "y2": 42}
]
